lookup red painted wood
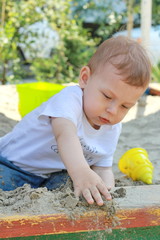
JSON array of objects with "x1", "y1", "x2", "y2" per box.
[
  {"x1": 0, "y1": 207, "x2": 160, "y2": 238},
  {"x1": 0, "y1": 213, "x2": 110, "y2": 238},
  {"x1": 116, "y1": 207, "x2": 160, "y2": 229}
]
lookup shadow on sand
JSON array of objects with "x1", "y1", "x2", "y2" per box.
[{"x1": 0, "y1": 113, "x2": 18, "y2": 137}]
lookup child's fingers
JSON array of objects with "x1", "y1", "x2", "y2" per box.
[
  {"x1": 97, "y1": 183, "x2": 112, "y2": 201},
  {"x1": 83, "y1": 187, "x2": 105, "y2": 206},
  {"x1": 74, "y1": 187, "x2": 102, "y2": 205},
  {"x1": 89, "y1": 186, "x2": 104, "y2": 206},
  {"x1": 74, "y1": 187, "x2": 81, "y2": 198},
  {"x1": 74, "y1": 185, "x2": 111, "y2": 205},
  {"x1": 82, "y1": 189, "x2": 94, "y2": 205},
  {"x1": 74, "y1": 187, "x2": 94, "y2": 205}
]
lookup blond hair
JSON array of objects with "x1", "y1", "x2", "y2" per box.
[{"x1": 87, "y1": 36, "x2": 151, "y2": 87}]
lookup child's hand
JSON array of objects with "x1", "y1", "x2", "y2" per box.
[{"x1": 72, "y1": 167, "x2": 112, "y2": 206}]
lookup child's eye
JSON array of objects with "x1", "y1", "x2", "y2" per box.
[
  {"x1": 104, "y1": 94, "x2": 111, "y2": 99},
  {"x1": 122, "y1": 105, "x2": 129, "y2": 109}
]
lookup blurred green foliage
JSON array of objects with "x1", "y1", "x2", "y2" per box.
[
  {"x1": 152, "y1": 0, "x2": 160, "y2": 26},
  {"x1": 0, "y1": 0, "x2": 45, "y2": 83},
  {"x1": 0, "y1": 0, "x2": 96, "y2": 84},
  {"x1": 72, "y1": 0, "x2": 125, "y2": 42},
  {"x1": 152, "y1": 62, "x2": 160, "y2": 83},
  {"x1": 31, "y1": 19, "x2": 97, "y2": 83},
  {"x1": 1, "y1": 0, "x2": 160, "y2": 84}
]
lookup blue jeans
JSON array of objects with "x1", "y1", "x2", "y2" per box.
[
  {"x1": 144, "y1": 87, "x2": 150, "y2": 95},
  {"x1": 0, "y1": 155, "x2": 69, "y2": 191}
]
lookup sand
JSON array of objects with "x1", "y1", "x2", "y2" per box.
[
  {"x1": 0, "y1": 179, "x2": 125, "y2": 219},
  {"x1": 0, "y1": 84, "x2": 160, "y2": 218}
]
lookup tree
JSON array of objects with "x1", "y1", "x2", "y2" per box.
[
  {"x1": 31, "y1": 0, "x2": 96, "y2": 83},
  {"x1": 0, "y1": 0, "x2": 48, "y2": 84},
  {"x1": 72, "y1": 0, "x2": 127, "y2": 41}
]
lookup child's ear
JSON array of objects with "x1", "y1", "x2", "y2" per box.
[{"x1": 79, "y1": 66, "x2": 91, "y2": 88}]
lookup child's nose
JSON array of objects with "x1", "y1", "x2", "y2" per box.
[{"x1": 106, "y1": 102, "x2": 118, "y2": 115}]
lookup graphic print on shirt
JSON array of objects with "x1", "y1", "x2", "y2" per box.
[
  {"x1": 51, "y1": 145, "x2": 58, "y2": 153},
  {"x1": 79, "y1": 137, "x2": 99, "y2": 163},
  {"x1": 51, "y1": 137, "x2": 99, "y2": 164}
]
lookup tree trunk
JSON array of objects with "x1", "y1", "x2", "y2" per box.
[
  {"x1": 141, "y1": 0, "x2": 152, "y2": 47},
  {"x1": 127, "y1": 0, "x2": 134, "y2": 38},
  {"x1": 1, "y1": 62, "x2": 7, "y2": 85}
]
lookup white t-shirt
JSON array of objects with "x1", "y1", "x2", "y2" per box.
[{"x1": 0, "y1": 85, "x2": 122, "y2": 178}]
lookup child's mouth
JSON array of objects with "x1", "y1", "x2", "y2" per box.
[{"x1": 99, "y1": 116, "x2": 110, "y2": 124}]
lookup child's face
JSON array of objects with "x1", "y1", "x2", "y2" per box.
[{"x1": 79, "y1": 63, "x2": 146, "y2": 129}]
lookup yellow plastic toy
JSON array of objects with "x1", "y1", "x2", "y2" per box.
[
  {"x1": 118, "y1": 148, "x2": 154, "y2": 184},
  {"x1": 16, "y1": 82, "x2": 65, "y2": 117}
]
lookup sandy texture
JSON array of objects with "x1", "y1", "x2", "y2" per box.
[
  {"x1": 0, "y1": 179, "x2": 125, "y2": 219},
  {"x1": 0, "y1": 85, "x2": 20, "y2": 137},
  {"x1": 0, "y1": 84, "x2": 160, "y2": 217}
]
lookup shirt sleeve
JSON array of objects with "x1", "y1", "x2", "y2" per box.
[{"x1": 38, "y1": 86, "x2": 83, "y2": 127}]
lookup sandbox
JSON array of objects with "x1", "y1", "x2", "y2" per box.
[
  {"x1": 0, "y1": 183, "x2": 160, "y2": 240},
  {"x1": 0, "y1": 84, "x2": 160, "y2": 239}
]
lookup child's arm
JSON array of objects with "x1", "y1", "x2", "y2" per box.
[
  {"x1": 51, "y1": 117, "x2": 112, "y2": 206},
  {"x1": 91, "y1": 166, "x2": 115, "y2": 189}
]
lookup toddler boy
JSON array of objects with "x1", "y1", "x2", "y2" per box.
[{"x1": 0, "y1": 36, "x2": 151, "y2": 205}]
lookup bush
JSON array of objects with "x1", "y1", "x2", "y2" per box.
[
  {"x1": 152, "y1": 62, "x2": 160, "y2": 83},
  {"x1": 31, "y1": 19, "x2": 96, "y2": 83},
  {"x1": 0, "y1": 0, "x2": 97, "y2": 84}
]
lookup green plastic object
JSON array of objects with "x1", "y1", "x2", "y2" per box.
[{"x1": 16, "y1": 82, "x2": 65, "y2": 117}]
